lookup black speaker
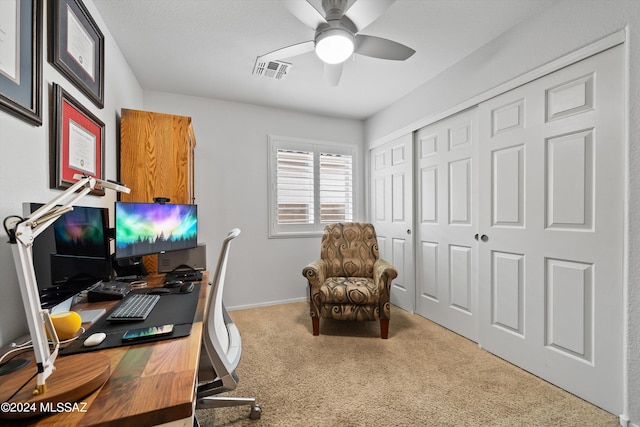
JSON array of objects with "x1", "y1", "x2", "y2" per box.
[
  {"x1": 158, "y1": 244, "x2": 206, "y2": 273},
  {"x1": 112, "y1": 255, "x2": 148, "y2": 278}
]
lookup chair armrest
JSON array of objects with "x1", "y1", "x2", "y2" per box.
[
  {"x1": 373, "y1": 258, "x2": 398, "y2": 294},
  {"x1": 373, "y1": 258, "x2": 398, "y2": 320},
  {"x1": 302, "y1": 259, "x2": 327, "y2": 292},
  {"x1": 302, "y1": 259, "x2": 328, "y2": 319}
]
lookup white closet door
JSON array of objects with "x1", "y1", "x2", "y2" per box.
[
  {"x1": 370, "y1": 134, "x2": 415, "y2": 313},
  {"x1": 477, "y1": 45, "x2": 624, "y2": 414},
  {"x1": 415, "y1": 109, "x2": 479, "y2": 341}
]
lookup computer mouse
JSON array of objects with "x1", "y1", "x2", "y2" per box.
[
  {"x1": 83, "y1": 332, "x2": 107, "y2": 347},
  {"x1": 148, "y1": 288, "x2": 172, "y2": 295},
  {"x1": 179, "y1": 282, "x2": 195, "y2": 293},
  {"x1": 164, "y1": 280, "x2": 183, "y2": 288}
]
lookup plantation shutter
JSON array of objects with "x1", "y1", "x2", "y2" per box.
[
  {"x1": 269, "y1": 135, "x2": 357, "y2": 237},
  {"x1": 276, "y1": 149, "x2": 314, "y2": 224},
  {"x1": 319, "y1": 152, "x2": 353, "y2": 223}
]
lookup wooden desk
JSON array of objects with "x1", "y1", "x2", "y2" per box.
[{"x1": 0, "y1": 272, "x2": 208, "y2": 427}]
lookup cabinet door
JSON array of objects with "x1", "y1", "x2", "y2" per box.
[
  {"x1": 187, "y1": 123, "x2": 196, "y2": 204},
  {"x1": 477, "y1": 45, "x2": 624, "y2": 414},
  {"x1": 415, "y1": 108, "x2": 479, "y2": 341},
  {"x1": 120, "y1": 109, "x2": 194, "y2": 204}
]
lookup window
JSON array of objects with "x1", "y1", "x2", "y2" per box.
[{"x1": 268, "y1": 135, "x2": 355, "y2": 237}]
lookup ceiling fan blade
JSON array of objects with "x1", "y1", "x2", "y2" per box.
[
  {"x1": 282, "y1": 0, "x2": 326, "y2": 29},
  {"x1": 354, "y1": 35, "x2": 415, "y2": 61},
  {"x1": 344, "y1": 0, "x2": 395, "y2": 31},
  {"x1": 324, "y1": 62, "x2": 343, "y2": 86},
  {"x1": 259, "y1": 41, "x2": 315, "y2": 62}
]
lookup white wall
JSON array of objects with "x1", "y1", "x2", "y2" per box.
[
  {"x1": 365, "y1": 1, "x2": 640, "y2": 424},
  {"x1": 142, "y1": 91, "x2": 364, "y2": 309},
  {"x1": 366, "y1": 0, "x2": 637, "y2": 145},
  {"x1": 0, "y1": 0, "x2": 143, "y2": 346}
]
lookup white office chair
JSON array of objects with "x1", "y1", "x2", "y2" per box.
[{"x1": 195, "y1": 228, "x2": 261, "y2": 421}]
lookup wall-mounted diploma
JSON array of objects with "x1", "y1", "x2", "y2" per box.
[
  {"x1": 68, "y1": 120, "x2": 96, "y2": 175},
  {"x1": 66, "y1": 4, "x2": 95, "y2": 81},
  {"x1": 0, "y1": 0, "x2": 20, "y2": 83}
]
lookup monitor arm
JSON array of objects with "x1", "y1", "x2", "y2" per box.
[{"x1": 4, "y1": 174, "x2": 130, "y2": 395}]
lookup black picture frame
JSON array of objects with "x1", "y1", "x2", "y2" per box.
[
  {"x1": 49, "y1": 0, "x2": 104, "y2": 108},
  {"x1": 50, "y1": 83, "x2": 105, "y2": 196},
  {"x1": 0, "y1": 0, "x2": 43, "y2": 126}
]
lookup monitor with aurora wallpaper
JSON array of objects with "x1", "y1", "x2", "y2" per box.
[
  {"x1": 52, "y1": 205, "x2": 110, "y2": 258},
  {"x1": 114, "y1": 202, "x2": 198, "y2": 259}
]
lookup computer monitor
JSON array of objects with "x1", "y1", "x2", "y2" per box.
[
  {"x1": 23, "y1": 203, "x2": 112, "y2": 311},
  {"x1": 53, "y1": 204, "x2": 110, "y2": 258},
  {"x1": 114, "y1": 202, "x2": 198, "y2": 260}
]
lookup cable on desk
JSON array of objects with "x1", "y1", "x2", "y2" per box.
[
  {"x1": 1, "y1": 326, "x2": 86, "y2": 365},
  {"x1": 0, "y1": 345, "x2": 31, "y2": 366},
  {"x1": 130, "y1": 280, "x2": 148, "y2": 288},
  {"x1": 0, "y1": 326, "x2": 87, "y2": 403}
]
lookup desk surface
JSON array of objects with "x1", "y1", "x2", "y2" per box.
[{"x1": 0, "y1": 272, "x2": 209, "y2": 427}]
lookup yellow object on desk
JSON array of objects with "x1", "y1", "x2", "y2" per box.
[{"x1": 50, "y1": 311, "x2": 82, "y2": 340}]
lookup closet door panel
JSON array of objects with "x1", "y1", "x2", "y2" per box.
[
  {"x1": 478, "y1": 45, "x2": 624, "y2": 414},
  {"x1": 449, "y1": 245, "x2": 472, "y2": 313},
  {"x1": 546, "y1": 130, "x2": 593, "y2": 229},
  {"x1": 449, "y1": 158, "x2": 472, "y2": 224},
  {"x1": 416, "y1": 109, "x2": 478, "y2": 341},
  {"x1": 491, "y1": 251, "x2": 524, "y2": 336},
  {"x1": 370, "y1": 134, "x2": 415, "y2": 313},
  {"x1": 492, "y1": 145, "x2": 524, "y2": 227}
]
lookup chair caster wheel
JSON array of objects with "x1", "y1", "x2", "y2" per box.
[{"x1": 249, "y1": 403, "x2": 262, "y2": 420}]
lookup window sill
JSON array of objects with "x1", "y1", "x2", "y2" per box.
[{"x1": 268, "y1": 230, "x2": 323, "y2": 239}]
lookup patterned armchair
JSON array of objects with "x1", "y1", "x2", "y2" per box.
[{"x1": 302, "y1": 222, "x2": 398, "y2": 339}]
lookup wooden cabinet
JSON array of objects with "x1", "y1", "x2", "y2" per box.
[
  {"x1": 119, "y1": 108, "x2": 195, "y2": 204},
  {"x1": 119, "y1": 108, "x2": 196, "y2": 272}
]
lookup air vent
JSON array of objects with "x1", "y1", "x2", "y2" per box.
[{"x1": 252, "y1": 58, "x2": 291, "y2": 79}]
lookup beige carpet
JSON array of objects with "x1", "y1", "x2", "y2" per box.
[{"x1": 195, "y1": 302, "x2": 618, "y2": 426}]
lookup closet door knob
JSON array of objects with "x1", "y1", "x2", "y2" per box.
[
  {"x1": 481, "y1": 234, "x2": 489, "y2": 242},
  {"x1": 407, "y1": 229, "x2": 412, "y2": 235},
  {"x1": 474, "y1": 233, "x2": 479, "y2": 241}
]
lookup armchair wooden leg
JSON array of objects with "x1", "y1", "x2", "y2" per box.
[
  {"x1": 380, "y1": 319, "x2": 389, "y2": 339},
  {"x1": 312, "y1": 316, "x2": 320, "y2": 336}
]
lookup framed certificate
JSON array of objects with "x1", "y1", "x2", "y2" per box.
[
  {"x1": 50, "y1": 83, "x2": 105, "y2": 196},
  {"x1": 0, "y1": 0, "x2": 42, "y2": 126},
  {"x1": 49, "y1": 0, "x2": 104, "y2": 108}
]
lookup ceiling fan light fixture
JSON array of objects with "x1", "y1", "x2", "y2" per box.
[{"x1": 315, "y1": 28, "x2": 354, "y2": 64}]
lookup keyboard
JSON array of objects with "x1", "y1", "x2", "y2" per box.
[{"x1": 106, "y1": 293, "x2": 160, "y2": 321}]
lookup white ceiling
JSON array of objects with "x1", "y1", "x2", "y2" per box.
[{"x1": 92, "y1": 0, "x2": 555, "y2": 120}]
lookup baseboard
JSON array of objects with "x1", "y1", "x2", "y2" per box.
[{"x1": 227, "y1": 297, "x2": 307, "y2": 312}]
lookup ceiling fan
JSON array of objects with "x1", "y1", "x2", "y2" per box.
[{"x1": 257, "y1": 0, "x2": 415, "y2": 86}]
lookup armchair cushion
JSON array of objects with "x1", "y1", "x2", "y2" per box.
[
  {"x1": 320, "y1": 222, "x2": 379, "y2": 278},
  {"x1": 319, "y1": 277, "x2": 378, "y2": 305}
]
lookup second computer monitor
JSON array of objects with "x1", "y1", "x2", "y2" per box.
[
  {"x1": 52, "y1": 204, "x2": 110, "y2": 258},
  {"x1": 24, "y1": 202, "x2": 111, "y2": 311}
]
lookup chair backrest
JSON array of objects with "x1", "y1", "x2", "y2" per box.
[
  {"x1": 320, "y1": 222, "x2": 379, "y2": 278},
  {"x1": 201, "y1": 228, "x2": 242, "y2": 386}
]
